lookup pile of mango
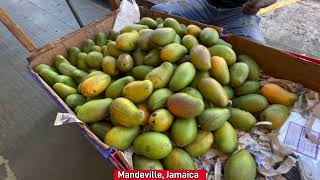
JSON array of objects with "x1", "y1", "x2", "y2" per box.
[{"x1": 35, "y1": 16, "x2": 298, "y2": 178}]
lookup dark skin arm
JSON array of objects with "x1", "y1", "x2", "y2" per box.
[{"x1": 242, "y1": 0, "x2": 277, "y2": 15}]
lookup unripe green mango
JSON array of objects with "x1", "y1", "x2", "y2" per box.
[{"x1": 76, "y1": 98, "x2": 113, "y2": 123}]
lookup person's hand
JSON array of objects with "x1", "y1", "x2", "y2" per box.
[{"x1": 242, "y1": 0, "x2": 277, "y2": 15}]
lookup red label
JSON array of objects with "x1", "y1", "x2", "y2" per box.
[{"x1": 114, "y1": 170, "x2": 206, "y2": 180}]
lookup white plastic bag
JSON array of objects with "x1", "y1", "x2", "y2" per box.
[{"x1": 113, "y1": 0, "x2": 140, "y2": 32}]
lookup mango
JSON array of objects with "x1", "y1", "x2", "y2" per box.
[
  {"x1": 39, "y1": 69, "x2": 59, "y2": 86},
  {"x1": 171, "y1": 118, "x2": 197, "y2": 147},
  {"x1": 106, "y1": 41, "x2": 127, "y2": 58},
  {"x1": 140, "y1": 17, "x2": 158, "y2": 29},
  {"x1": 105, "y1": 126, "x2": 140, "y2": 151},
  {"x1": 184, "y1": 130, "x2": 214, "y2": 157},
  {"x1": 54, "y1": 75, "x2": 77, "y2": 88},
  {"x1": 160, "y1": 43, "x2": 188, "y2": 63},
  {"x1": 148, "y1": 109, "x2": 174, "y2": 132},
  {"x1": 167, "y1": 93, "x2": 204, "y2": 118},
  {"x1": 260, "y1": 104, "x2": 289, "y2": 130},
  {"x1": 232, "y1": 94, "x2": 269, "y2": 113},
  {"x1": 77, "y1": 52, "x2": 90, "y2": 72},
  {"x1": 197, "y1": 108, "x2": 231, "y2": 131},
  {"x1": 163, "y1": 148, "x2": 196, "y2": 170},
  {"x1": 144, "y1": 49, "x2": 161, "y2": 66},
  {"x1": 53, "y1": 83, "x2": 77, "y2": 100},
  {"x1": 57, "y1": 63, "x2": 77, "y2": 77},
  {"x1": 163, "y1": 18, "x2": 183, "y2": 35},
  {"x1": 238, "y1": 54, "x2": 260, "y2": 81},
  {"x1": 110, "y1": 97, "x2": 144, "y2": 127},
  {"x1": 199, "y1": 27, "x2": 219, "y2": 46},
  {"x1": 86, "y1": 51, "x2": 103, "y2": 69},
  {"x1": 156, "y1": 17, "x2": 164, "y2": 24},
  {"x1": 68, "y1": 47, "x2": 81, "y2": 66},
  {"x1": 80, "y1": 73, "x2": 111, "y2": 97},
  {"x1": 107, "y1": 30, "x2": 118, "y2": 41},
  {"x1": 102, "y1": 56, "x2": 119, "y2": 76},
  {"x1": 157, "y1": 23, "x2": 163, "y2": 28},
  {"x1": 117, "y1": 54, "x2": 134, "y2": 72},
  {"x1": 190, "y1": 71, "x2": 210, "y2": 88},
  {"x1": 190, "y1": 45, "x2": 211, "y2": 71},
  {"x1": 120, "y1": 24, "x2": 149, "y2": 33},
  {"x1": 223, "y1": 86, "x2": 235, "y2": 99},
  {"x1": 82, "y1": 39, "x2": 95, "y2": 53},
  {"x1": 214, "y1": 121, "x2": 237, "y2": 154},
  {"x1": 137, "y1": 103, "x2": 150, "y2": 126},
  {"x1": 139, "y1": 29, "x2": 155, "y2": 51},
  {"x1": 65, "y1": 94, "x2": 86, "y2": 109},
  {"x1": 54, "y1": 55, "x2": 70, "y2": 68},
  {"x1": 89, "y1": 122, "x2": 112, "y2": 140},
  {"x1": 76, "y1": 98, "x2": 112, "y2": 123},
  {"x1": 116, "y1": 30, "x2": 139, "y2": 51},
  {"x1": 35, "y1": 64, "x2": 56, "y2": 73},
  {"x1": 230, "y1": 62, "x2": 249, "y2": 87},
  {"x1": 95, "y1": 32, "x2": 107, "y2": 47},
  {"x1": 92, "y1": 45, "x2": 102, "y2": 52},
  {"x1": 209, "y1": 45, "x2": 236, "y2": 65},
  {"x1": 147, "y1": 88, "x2": 173, "y2": 111},
  {"x1": 86, "y1": 93, "x2": 105, "y2": 101},
  {"x1": 150, "y1": 27, "x2": 176, "y2": 46},
  {"x1": 180, "y1": 87, "x2": 203, "y2": 100},
  {"x1": 145, "y1": 62, "x2": 174, "y2": 89},
  {"x1": 173, "y1": 34, "x2": 181, "y2": 44},
  {"x1": 133, "y1": 48, "x2": 147, "y2": 65},
  {"x1": 261, "y1": 83, "x2": 297, "y2": 107},
  {"x1": 228, "y1": 108, "x2": 256, "y2": 131},
  {"x1": 180, "y1": 24, "x2": 187, "y2": 36},
  {"x1": 198, "y1": 78, "x2": 229, "y2": 107},
  {"x1": 130, "y1": 65, "x2": 154, "y2": 80},
  {"x1": 122, "y1": 80, "x2": 153, "y2": 103},
  {"x1": 210, "y1": 56, "x2": 230, "y2": 85},
  {"x1": 235, "y1": 81, "x2": 260, "y2": 96},
  {"x1": 181, "y1": 35, "x2": 199, "y2": 51},
  {"x1": 72, "y1": 69, "x2": 88, "y2": 84},
  {"x1": 169, "y1": 62, "x2": 196, "y2": 91},
  {"x1": 224, "y1": 150, "x2": 257, "y2": 180},
  {"x1": 133, "y1": 155, "x2": 164, "y2": 170},
  {"x1": 214, "y1": 38, "x2": 232, "y2": 48},
  {"x1": 105, "y1": 76, "x2": 135, "y2": 98},
  {"x1": 186, "y1": 24, "x2": 201, "y2": 38},
  {"x1": 133, "y1": 132, "x2": 172, "y2": 159}
]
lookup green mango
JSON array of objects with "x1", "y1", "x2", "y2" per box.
[
  {"x1": 133, "y1": 48, "x2": 147, "y2": 65},
  {"x1": 197, "y1": 108, "x2": 231, "y2": 131},
  {"x1": 82, "y1": 39, "x2": 95, "y2": 53},
  {"x1": 181, "y1": 34, "x2": 199, "y2": 51},
  {"x1": 224, "y1": 150, "x2": 257, "y2": 180},
  {"x1": 140, "y1": 17, "x2": 158, "y2": 29},
  {"x1": 235, "y1": 81, "x2": 260, "y2": 96},
  {"x1": 150, "y1": 27, "x2": 176, "y2": 46},
  {"x1": 163, "y1": 148, "x2": 196, "y2": 170},
  {"x1": 230, "y1": 62, "x2": 249, "y2": 87},
  {"x1": 35, "y1": 64, "x2": 57, "y2": 73},
  {"x1": 105, "y1": 76, "x2": 135, "y2": 98},
  {"x1": 133, "y1": 155, "x2": 164, "y2": 170},
  {"x1": 77, "y1": 98, "x2": 113, "y2": 123},
  {"x1": 68, "y1": 47, "x2": 81, "y2": 66},
  {"x1": 130, "y1": 65, "x2": 154, "y2": 80},
  {"x1": 53, "y1": 83, "x2": 77, "y2": 100},
  {"x1": 145, "y1": 62, "x2": 174, "y2": 89},
  {"x1": 214, "y1": 121, "x2": 238, "y2": 154},
  {"x1": 77, "y1": 53, "x2": 90, "y2": 72},
  {"x1": 54, "y1": 75, "x2": 77, "y2": 88},
  {"x1": 199, "y1": 27, "x2": 219, "y2": 46},
  {"x1": 160, "y1": 43, "x2": 188, "y2": 63},
  {"x1": 144, "y1": 49, "x2": 161, "y2": 66},
  {"x1": 86, "y1": 51, "x2": 103, "y2": 70},
  {"x1": 89, "y1": 122, "x2": 112, "y2": 140},
  {"x1": 39, "y1": 68, "x2": 59, "y2": 86},
  {"x1": 147, "y1": 88, "x2": 173, "y2": 111},
  {"x1": 184, "y1": 130, "x2": 214, "y2": 157},
  {"x1": 54, "y1": 55, "x2": 70, "y2": 68},
  {"x1": 105, "y1": 126, "x2": 140, "y2": 151},
  {"x1": 171, "y1": 118, "x2": 197, "y2": 147},
  {"x1": 95, "y1": 32, "x2": 107, "y2": 46},
  {"x1": 65, "y1": 94, "x2": 86, "y2": 109},
  {"x1": 228, "y1": 107, "x2": 256, "y2": 131},
  {"x1": 180, "y1": 87, "x2": 203, "y2": 100},
  {"x1": 232, "y1": 94, "x2": 269, "y2": 113},
  {"x1": 169, "y1": 62, "x2": 196, "y2": 91}
]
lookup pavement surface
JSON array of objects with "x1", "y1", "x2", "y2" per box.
[{"x1": 0, "y1": 0, "x2": 319, "y2": 180}]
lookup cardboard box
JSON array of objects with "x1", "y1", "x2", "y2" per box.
[{"x1": 26, "y1": 7, "x2": 320, "y2": 170}]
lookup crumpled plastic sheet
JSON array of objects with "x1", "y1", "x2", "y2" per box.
[{"x1": 113, "y1": 0, "x2": 140, "y2": 32}]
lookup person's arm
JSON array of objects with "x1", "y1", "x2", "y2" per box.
[{"x1": 242, "y1": 0, "x2": 277, "y2": 15}]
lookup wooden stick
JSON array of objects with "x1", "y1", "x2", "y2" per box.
[{"x1": 0, "y1": 7, "x2": 37, "y2": 52}]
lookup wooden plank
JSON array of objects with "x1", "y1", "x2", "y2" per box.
[{"x1": 0, "y1": 6, "x2": 37, "y2": 52}]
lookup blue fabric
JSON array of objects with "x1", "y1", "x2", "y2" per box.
[{"x1": 151, "y1": 0, "x2": 266, "y2": 44}]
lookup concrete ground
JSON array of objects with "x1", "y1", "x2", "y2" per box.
[{"x1": 0, "y1": 0, "x2": 319, "y2": 180}]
